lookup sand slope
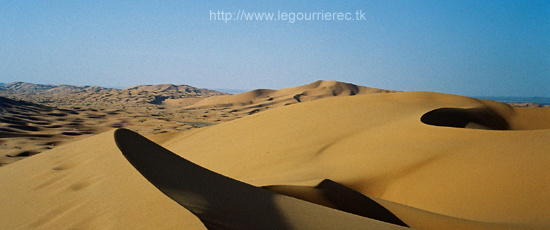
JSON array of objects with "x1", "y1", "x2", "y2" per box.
[
  {"x1": 0, "y1": 91, "x2": 549, "y2": 229},
  {"x1": 0, "y1": 96, "x2": 208, "y2": 166}
]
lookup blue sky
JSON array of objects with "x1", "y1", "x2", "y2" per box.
[{"x1": 1, "y1": 1, "x2": 549, "y2": 96}]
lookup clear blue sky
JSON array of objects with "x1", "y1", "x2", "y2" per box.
[{"x1": 1, "y1": 1, "x2": 549, "y2": 96}]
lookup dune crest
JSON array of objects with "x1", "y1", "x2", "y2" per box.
[{"x1": 183, "y1": 80, "x2": 393, "y2": 109}]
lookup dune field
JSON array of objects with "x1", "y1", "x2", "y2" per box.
[
  {"x1": 0, "y1": 80, "x2": 389, "y2": 166},
  {"x1": 0, "y1": 81, "x2": 549, "y2": 229}
]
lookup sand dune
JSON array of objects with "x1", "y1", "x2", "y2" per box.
[
  {"x1": 160, "y1": 92, "x2": 550, "y2": 229},
  {"x1": 0, "y1": 90, "x2": 549, "y2": 229},
  {"x1": 173, "y1": 80, "x2": 394, "y2": 121},
  {"x1": 0, "y1": 96, "x2": 211, "y2": 166},
  {"x1": 183, "y1": 80, "x2": 393, "y2": 109}
]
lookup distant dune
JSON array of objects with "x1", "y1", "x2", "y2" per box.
[
  {"x1": 0, "y1": 96, "x2": 207, "y2": 166},
  {"x1": 179, "y1": 80, "x2": 393, "y2": 108},
  {"x1": 166, "y1": 80, "x2": 395, "y2": 119},
  {"x1": 0, "y1": 82, "x2": 227, "y2": 108},
  {"x1": 0, "y1": 82, "x2": 110, "y2": 94}
]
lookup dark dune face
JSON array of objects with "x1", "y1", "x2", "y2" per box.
[
  {"x1": 263, "y1": 180, "x2": 409, "y2": 228},
  {"x1": 114, "y1": 128, "x2": 293, "y2": 230},
  {"x1": 114, "y1": 128, "x2": 411, "y2": 229},
  {"x1": 421, "y1": 107, "x2": 510, "y2": 130}
]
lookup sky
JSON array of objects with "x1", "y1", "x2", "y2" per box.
[{"x1": 1, "y1": 1, "x2": 549, "y2": 97}]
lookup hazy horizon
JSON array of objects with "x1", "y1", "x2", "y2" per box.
[
  {"x1": 4, "y1": 81, "x2": 550, "y2": 102},
  {"x1": 1, "y1": 1, "x2": 548, "y2": 97}
]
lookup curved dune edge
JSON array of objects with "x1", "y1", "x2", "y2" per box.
[
  {"x1": 263, "y1": 179, "x2": 408, "y2": 227},
  {"x1": 115, "y1": 128, "x2": 409, "y2": 230},
  {"x1": 0, "y1": 91, "x2": 548, "y2": 229}
]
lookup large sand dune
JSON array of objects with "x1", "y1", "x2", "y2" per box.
[
  {"x1": 1, "y1": 91, "x2": 549, "y2": 229},
  {"x1": 167, "y1": 80, "x2": 393, "y2": 122},
  {"x1": 177, "y1": 80, "x2": 392, "y2": 108}
]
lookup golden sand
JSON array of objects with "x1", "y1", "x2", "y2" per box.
[{"x1": 0, "y1": 86, "x2": 549, "y2": 229}]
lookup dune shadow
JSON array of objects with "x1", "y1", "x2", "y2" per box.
[
  {"x1": 114, "y1": 128, "x2": 292, "y2": 230},
  {"x1": 0, "y1": 131, "x2": 53, "y2": 138},
  {"x1": 420, "y1": 107, "x2": 509, "y2": 130},
  {"x1": 263, "y1": 179, "x2": 409, "y2": 228},
  {"x1": 115, "y1": 129, "x2": 412, "y2": 229}
]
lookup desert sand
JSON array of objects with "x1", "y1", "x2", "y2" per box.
[
  {"x1": 0, "y1": 81, "x2": 549, "y2": 229},
  {"x1": 0, "y1": 80, "x2": 389, "y2": 165}
]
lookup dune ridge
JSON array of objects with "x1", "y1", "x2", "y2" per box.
[
  {"x1": 170, "y1": 80, "x2": 394, "y2": 120},
  {"x1": 181, "y1": 80, "x2": 394, "y2": 109}
]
